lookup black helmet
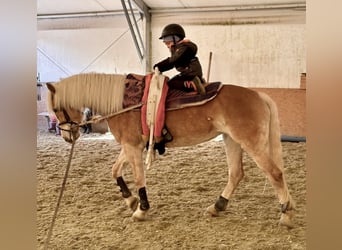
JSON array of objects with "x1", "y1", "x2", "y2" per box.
[{"x1": 159, "y1": 24, "x2": 185, "y2": 40}]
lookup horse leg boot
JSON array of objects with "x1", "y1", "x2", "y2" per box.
[
  {"x1": 279, "y1": 200, "x2": 295, "y2": 228},
  {"x1": 112, "y1": 149, "x2": 138, "y2": 211},
  {"x1": 207, "y1": 196, "x2": 229, "y2": 217},
  {"x1": 132, "y1": 187, "x2": 150, "y2": 221},
  {"x1": 207, "y1": 135, "x2": 244, "y2": 216},
  {"x1": 116, "y1": 177, "x2": 138, "y2": 211},
  {"x1": 266, "y1": 161, "x2": 295, "y2": 228}
]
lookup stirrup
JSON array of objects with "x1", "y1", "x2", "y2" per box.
[{"x1": 162, "y1": 126, "x2": 173, "y2": 143}]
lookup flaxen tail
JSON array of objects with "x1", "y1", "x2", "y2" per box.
[
  {"x1": 258, "y1": 92, "x2": 284, "y2": 170},
  {"x1": 259, "y1": 92, "x2": 294, "y2": 208}
]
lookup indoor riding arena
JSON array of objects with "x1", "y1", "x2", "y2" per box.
[{"x1": 37, "y1": 1, "x2": 306, "y2": 249}]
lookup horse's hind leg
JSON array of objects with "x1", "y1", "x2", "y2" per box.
[
  {"x1": 207, "y1": 134, "x2": 244, "y2": 216},
  {"x1": 112, "y1": 149, "x2": 138, "y2": 211},
  {"x1": 251, "y1": 151, "x2": 295, "y2": 228}
]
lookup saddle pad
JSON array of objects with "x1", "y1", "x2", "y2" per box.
[
  {"x1": 122, "y1": 73, "x2": 145, "y2": 109},
  {"x1": 165, "y1": 82, "x2": 223, "y2": 110}
]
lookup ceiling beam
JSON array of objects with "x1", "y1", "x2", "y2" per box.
[
  {"x1": 132, "y1": 0, "x2": 152, "y2": 71},
  {"x1": 126, "y1": 0, "x2": 151, "y2": 71},
  {"x1": 37, "y1": 10, "x2": 134, "y2": 19},
  {"x1": 149, "y1": 3, "x2": 306, "y2": 14},
  {"x1": 132, "y1": 0, "x2": 150, "y2": 18}
]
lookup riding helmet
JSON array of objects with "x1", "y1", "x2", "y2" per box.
[{"x1": 159, "y1": 24, "x2": 185, "y2": 40}]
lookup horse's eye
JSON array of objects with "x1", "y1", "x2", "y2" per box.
[{"x1": 53, "y1": 108, "x2": 58, "y2": 112}]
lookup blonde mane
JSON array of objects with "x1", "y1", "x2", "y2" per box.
[{"x1": 47, "y1": 73, "x2": 127, "y2": 115}]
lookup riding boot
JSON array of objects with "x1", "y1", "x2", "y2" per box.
[
  {"x1": 192, "y1": 76, "x2": 206, "y2": 95},
  {"x1": 154, "y1": 136, "x2": 165, "y2": 155}
]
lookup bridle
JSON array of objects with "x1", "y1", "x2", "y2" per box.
[{"x1": 54, "y1": 108, "x2": 80, "y2": 134}]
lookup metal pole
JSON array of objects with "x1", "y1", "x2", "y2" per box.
[
  {"x1": 127, "y1": 0, "x2": 145, "y2": 52},
  {"x1": 206, "y1": 51, "x2": 213, "y2": 83},
  {"x1": 121, "y1": 0, "x2": 144, "y2": 61}
]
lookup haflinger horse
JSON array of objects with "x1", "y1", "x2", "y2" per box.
[{"x1": 46, "y1": 72, "x2": 295, "y2": 228}]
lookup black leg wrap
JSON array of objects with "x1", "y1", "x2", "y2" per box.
[
  {"x1": 280, "y1": 202, "x2": 292, "y2": 213},
  {"x1": 138, "y1": 187, "x2": 150, "y2": 211},
  {"x1": 214, "y1": 196, "x2": 229, "y2": 211},
  {"x1": 116, "y1": 177, "x2": 132, "y2": 198}
]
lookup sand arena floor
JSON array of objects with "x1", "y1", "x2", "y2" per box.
[{"x1": 37, "y1": 130, "x2": 306, "y2": 250}]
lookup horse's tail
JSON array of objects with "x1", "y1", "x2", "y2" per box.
[
  {"x1": 259, "y1": 92, "x2": 295, "y2": 208},
  {"x1": 258, "y1": 92, "x2": 284, "y2": 170}
]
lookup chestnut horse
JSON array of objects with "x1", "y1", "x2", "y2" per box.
[{"x1": 46, "y1": 72, "x2": 295, "y2": 228}]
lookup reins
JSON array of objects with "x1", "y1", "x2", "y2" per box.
[
  {"x1": 78, "y1": 103, "x2": 142, "y2": 127},
  {"x1": 56, "y1": 103, "x2": 142, "y2": 133}
]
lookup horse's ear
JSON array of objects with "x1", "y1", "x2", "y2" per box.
[{"x1": 46, "y1": 82, "x2": 56, "y2": 94}]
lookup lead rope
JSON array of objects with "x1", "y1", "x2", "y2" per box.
[
  {"x1": 43, "y1": 104, "x2": 142, "y2": 248},
  {"x1": 43, "y1": 140, "x2": 76, "y2": 250}
]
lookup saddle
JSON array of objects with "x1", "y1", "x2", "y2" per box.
[
  {"x1": 123, "y1": 73, "x2": 222, "y2": 110},
  {"x1": 165, "y1": 82, "x2": 222, "y2": 110},
  {"x1": 123, "y1": 73, "x2": 222, "y2": 155}
]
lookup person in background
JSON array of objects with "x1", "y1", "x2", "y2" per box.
[
  {"x1": 153, "y1": 23, "x2": 206, "y2": 95},
  {"x1": 48, "y1": 114, "x2": 60, "y2": 136},
  {"x1": 82, "y1": 108, "x2": 92, "y2": 134}
]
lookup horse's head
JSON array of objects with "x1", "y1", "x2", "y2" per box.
[{"x1": 46, "y1": 83, "x2": 83, "y2": 144}]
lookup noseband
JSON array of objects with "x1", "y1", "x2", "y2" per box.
[{"x1": 55, "y1": 109, "x2": 79, "y2": 133}]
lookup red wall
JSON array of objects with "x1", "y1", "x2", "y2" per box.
[
  {"x1": 251, "y1": 88, "x2": 306, "y2": 137},
  {"x1": 250, "y1": 74, "x2": 306, "y2": 137}
]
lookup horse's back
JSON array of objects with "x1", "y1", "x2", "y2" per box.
[
  {"x1": 219, "y1": 84, "x2": 262, "y2": 103},
  {"x1": 215, "y1": 84, "x2": 270, "y2": 119},
  {"x1": 162, "y1": 84, "x2": 270, "y2": 147}
]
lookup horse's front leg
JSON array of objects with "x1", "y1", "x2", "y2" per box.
[
  {"x1": 123, "y1": 144, "x2": 150, "y2": 221},
  {"x1": 112, "y1": 149, "x2": 138, "y2": 211}
]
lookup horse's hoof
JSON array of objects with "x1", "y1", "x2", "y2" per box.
[
  {"x1": 132, "y1": 205, "x2": 147, "y2": 221},
  {"x1": 206, "y1": 204, "x2": 220, "y2": 217},
  {"x1": 279, "y1": 211, "x2": 294, "y2": 229},
  {"x1": 125, "y1": 196, "x2": 139, "y2": 211}
]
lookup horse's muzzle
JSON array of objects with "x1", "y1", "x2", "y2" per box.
[{"x1": 59, "y1": 123, "x2": 80, "y2": 143}]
